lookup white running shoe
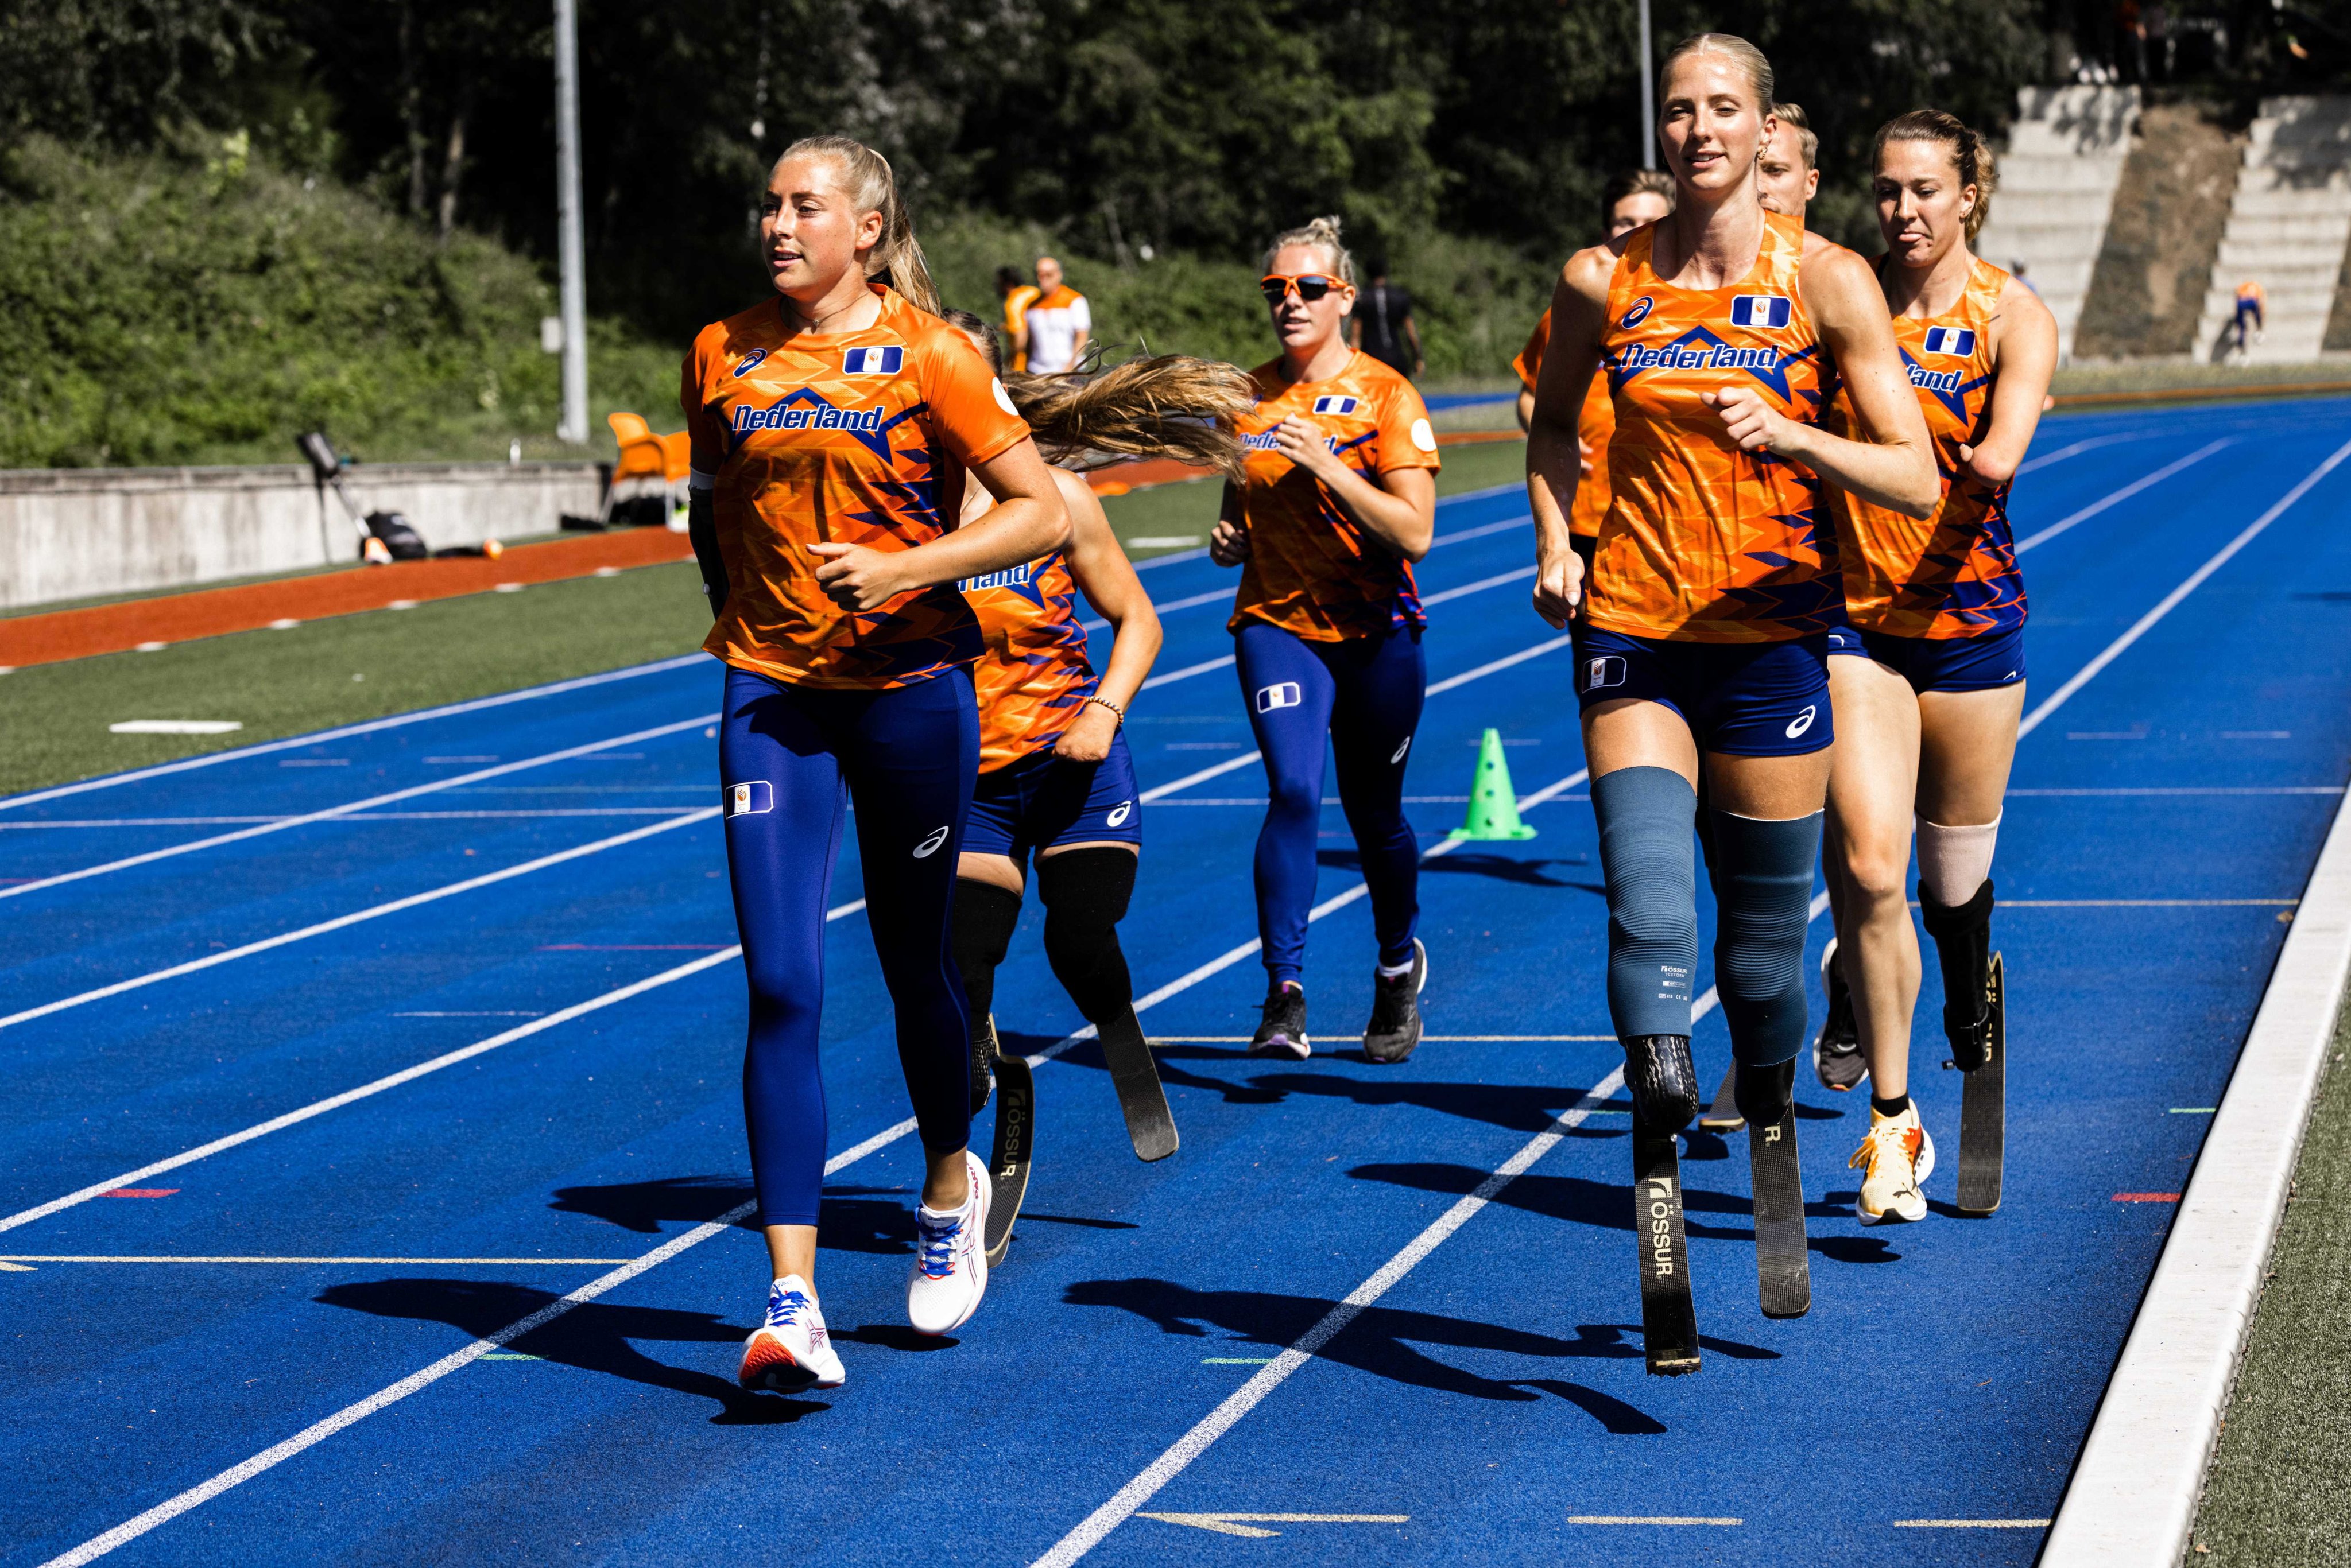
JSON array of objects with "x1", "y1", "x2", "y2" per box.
[
  {"x1": 737, "y1": 1274, "x2": 845, "y2": 1392},
  {"x1": 1850, "y1": 1106, "x2": 1935, "y2": 1224},
  {"x1": 907, "y1": 1148, "x2": 991, "y2": 1336}
]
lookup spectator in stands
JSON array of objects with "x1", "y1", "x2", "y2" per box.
[
  {"x1": 1024, "y1": 257, "x2": 1091, "y2": 374},
  {"x1": 1349, "y1": 266, "x2": 1424, "y2": 379},
  {"x1": 997, "y1": 264, "x2": 1040, "y2": 372}
]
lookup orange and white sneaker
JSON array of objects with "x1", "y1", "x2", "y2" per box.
[
  {"x1": 1849, "y1": 1105, "x2": 1936, "y2": 1224},
  {"x1": 738, "y1": 1274, "x2": 845, "y2": 1392}
]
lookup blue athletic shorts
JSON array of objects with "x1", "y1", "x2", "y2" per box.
[
  {"x1": 1574, "y1": 627, "x2": 1832, "y2": 756},
  {"x1": 963, "y1": 731, "x2": 1142, "y2": 861},
  {"x1": 1825, "y1": 622, "x2": 2027, "y2": 693}
]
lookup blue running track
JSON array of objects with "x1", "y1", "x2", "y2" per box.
[{"x1": 3, "y1": 398, "x2": 2349, "y2": 1566}]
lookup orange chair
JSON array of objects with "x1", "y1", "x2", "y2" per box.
[{"x1": 603, "y1": 412, "x2": 687, "y2": 523}]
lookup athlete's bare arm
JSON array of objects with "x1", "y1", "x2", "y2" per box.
[
  {"x1": 813, "y1": 436, "x2": 1070, "y2": 611},
  {"x1": 1526, "y1": 246, "x2": 1614, "y2": 627},
  {"x1": 1704, "y1": 239, "x2": 1938, "y2": 521},
  {"x1": 1959, "y1": 274, "x2": 2058, "y2": 484},
  {"x1": 1053, "y1": 468, "x2": 1163, "y2": 763},
  {"x1": 1272, "y1": 416, "x2": 1436, "y2": 561},
  {"x1": 1209, "y1": 480, "x2": 1248, "y2": 566}
]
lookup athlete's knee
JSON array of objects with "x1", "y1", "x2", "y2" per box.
[
  {"x1": 1037, "y1": 847, "x2": 1137, "y2": 1024},
  {"x1": 1709, "y1": 809, "x2": 1823, "y2": 1064},
  {"x1": 1263, "y1": 762, "x2": 1320, "y2": 820},
  {"x1": 1837, "y1": 835, "x2": 1912, "y2": 911},
  {"x1": 1914, "y1": 814, "x2": 1998, "y2": 907},
  {"x1": 1593, "y1": 767, "x2": 1700, "y2": 1035},
  {"x1": 951, "y1": 879, "x2": 1024, "y2": 1014}
]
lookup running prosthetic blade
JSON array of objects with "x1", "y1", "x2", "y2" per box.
[
  {"x1": 1699, "y1": 1062, "x2": 1745, "y2": 1131},
  {"x1": 983, "y1": 1040, "x2": 1034, "y2": 1267},
  {"x1": 1631, "y1": 1108, "x2": 1701, "y2": 1376},
  {"x1": 1954, "y1": 953, "x2": 2006, "y2": 1215},
  {"x1": 1748, "y1": 1104, "x2": 1812, "y2": 1318},
  {"x1": 1097, "y1": 1008, "x2": 1178, "y2": 1162}
]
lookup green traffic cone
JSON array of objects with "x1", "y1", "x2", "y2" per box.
[{"x1": 1448, "y1": 727, "x2": 1537, "y2": 841}]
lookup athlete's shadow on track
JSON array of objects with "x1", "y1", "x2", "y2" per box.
[
  {"x1": 545, "y1": 1175, "x2": 923, "y2": 1257},
  {"x1": 1246, "y1": 1072, "x2": 1620, "y2": 1135},
  {"x1": 1062, "y1": 1277, "x2": 1678, "y2": 1432},
  {"x1": 1350, "y1": 1162, "x2": 1905, "y2": 1264},
  {"x1": 315, "y1": 1278, "x2": 825, "y2": 1425},
  {"x1": 1318, "y1": 847, "x2": 1596, "y2": 893}
]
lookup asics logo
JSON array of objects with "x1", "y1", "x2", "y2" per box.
[
  {"x1": 1105, "y1": 801, "x2": 1133, "y2": 827},
  {"x1": 1621, "y1": 296, "x2": 1655, "y2": 329},
  {"x1": 1785, "y1": 705, "x2": 1818, "y2": 739},
  {"x1": 1256, "y1": 681, "x2": 1302, "y2": 713},
  {"x1": 1390, "y1": 735, "x2": 1412, "y2": 764},
  {"x1": 913, "y1": 825, "x2": 950, "y2": 859}
]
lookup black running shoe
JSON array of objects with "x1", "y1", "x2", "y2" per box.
[
  {"x1": 1249, "y1": 981, "x2": 1310, "y2": 1059},
  {"x1": 1813, "y1": 938, "x2": 1866, "y2": 1093},
  {"x1": 1362, "y1": 940, "x2": 1427, "y2": 1064},
  {"x1": 1623, "y1": 1034, "x2": 1699, "y2": 1132},
  {"x1": 970, "y1": 1013, "x2": 998, "y2": 1116}
]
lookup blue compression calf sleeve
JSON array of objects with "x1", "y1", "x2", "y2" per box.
[
  {"x1": 1591, "y1": 766, "x2": 1698, "y2": 1039},
  {"x1": 1710, "y1": 809, "x2": 1823, "y2": 1068}
]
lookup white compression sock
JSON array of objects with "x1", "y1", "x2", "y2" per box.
[{"x1": 1915, "y1": 814, "x2": 1999, "y2": 906}]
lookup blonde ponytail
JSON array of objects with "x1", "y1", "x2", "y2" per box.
[
  {"x1": 1262, "y1": 215, "x2": 1355, "y2": 285},
  {"x1": 776, "y1": 134, "x2": 941, "y2": 314}
]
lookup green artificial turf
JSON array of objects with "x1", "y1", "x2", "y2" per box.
[
  {"x1": 2187, "y1": 999, "x2": 2351, "y2": 1563},
  {"x1": 0, "y1": 437, "x2": 1529, "y2": 797}
]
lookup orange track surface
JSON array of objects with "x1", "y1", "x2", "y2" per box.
[{"x1": 0, "y1": 527, "x2": 694, "y2": 670}]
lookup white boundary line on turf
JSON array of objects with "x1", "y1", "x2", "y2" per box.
[
  {"x1": 0, "y1": 713, "x2": 719, "y2": 902},
  {"x1": 0, "y1": 810, "x2": 722, "y2": 1034},
  {"x1": 2011, "y1": 438, "x2": 2231, "y2": 554},
  {"x1": 32, "y1": 771, "x2": 1591, "y2": 1566},
  {"x1": 2019, "y1": 436, "x2": 2351, "y2": 739},
  {"x1": 0, "y1": 899, "x2": 866, "y2": 1237},
  {"x1": 0, "y1": 654, "x2": 710, "y2": 814},
  {"x1": 2040, "y1": 752, "x2": 2351, "y2": 1563}
]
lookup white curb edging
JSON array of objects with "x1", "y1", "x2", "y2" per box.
[{"x1": 2042, "y1": 778, "x2": 2351, "y2": 1566}]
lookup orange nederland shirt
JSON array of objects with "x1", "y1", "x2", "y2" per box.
[
  {"x1": 1826, "y1": 257, "x2": 2024, "y2": 639},
  {"x1": 965, "y1": 545, "x2": 1096, "y2": 771},
  {"x1": 1513, "y1": 307, "x2": 1614, "y2": 541},
  {"x1": 1228, "y1": 352, "x2": 1441, "y2": 642},
  {"x1": 1002, "y1": 284, "x2": 1041, "y2": 371},
  {"x1": 1587, "y1": 211, "x2": 1841, "y2": 643},
  {"x1": 682, "y1": 284, "x2": 1030, "y2": 688}
]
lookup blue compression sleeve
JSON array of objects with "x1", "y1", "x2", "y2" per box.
[
  {"x1": 1710, "y1": 808, "x2": 1823, "y2": 1068},
  {"x1": 1591, "y1": 766, "x2": 1698, "y2": 1039}
]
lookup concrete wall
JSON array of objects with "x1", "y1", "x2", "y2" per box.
[
  {"x1": 1975, "y1": 84, "x2": 2143, "y2": 362},
  {"x1": 2192, "y1": 96, "x2": 2351, "y2": 363},
  {"x1": 0, "y1": 460, "x2": 602, "y2": 611}
]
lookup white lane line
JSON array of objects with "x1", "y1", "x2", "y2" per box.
[
  {"x1": 1427, "y1": 634, "x2": 1574, "y2": 695},
  {"x1": 1568, "y1": 1517, "x2": 1742, "y2": 1526},
  {"x1": 0, "y1": 810, "x2": 707, "y2": 828},
  {"x1": 1421, "y1": 564, "x2": 1535, "y2": 606},
  {"x1": 1896, "y1": 1519, "x2": 2050, "y2": 1528},
  {"x1": 0, "y1": 654, "x2": 710, "y2": 814},
  {"x1": 2012, "y1": 438, "x2": 2230, "y2": 553},
  {"x1": 2042, "y1": 764, "x2": 2351, "y2": 1563},
  {"x1": 0, "y1": 899, "x2": 866, "y2": 1236},
  {"x1": 1139, "y1": 751, "x2": 1261, "y2": 802},
  {"x1": 0, "y1": 810, "x2": 721, "y2": 1034},
  {"x1": 1031, "y1": 890, "x2": 1833, "y2": 1567},
  {"x1": 2006, "y1": 787, "x2": 2344, "y2": 797},
  {"x1": 2016, "y1": 430, "x2": 2163, "y2": 476},
  {"x1": 1028, "y1": 1069, "x2": 1629, "y2": 1568},
  {"x1": 0, "y1": 715, "x2": 718, "y2": 902},
  {"x1": 1138, "y1": 654, "x2": 1236, "y2": 692},
  {"x1": 32, "y1": 772, "x2": 1592, "y2": 1563},
  {"x1": 2020, "y1": 436, "x2": 2351, "y2": 739}
]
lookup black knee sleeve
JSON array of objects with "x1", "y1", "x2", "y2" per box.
[
  {"x1": 951, "y1": 879, "x2": 1024, "y2": 1028},
  {"x1": 1710, "y1": 809, "x2": 1823, "y2": 1068},
  {"x1": 1592, "y1": 767, "x2": 1699, "y2": 1042},
  {"x1": 1036, "y1": 847, "x2": 1137, "y2": 1026}
]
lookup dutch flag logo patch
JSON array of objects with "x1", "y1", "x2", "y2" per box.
[
  {"x1": 1729, "y1": 295, "x2": 1791, "y2": 330},
  {"x1": 1922, "y1": 326, "x2": 1977, "y2": 357},
  {"x1": 1311, "y1": 395, "x2": 1360, "y2": 416},
  {"x1": 842, "y1": 346, "x2": 904, "y2": 375}
]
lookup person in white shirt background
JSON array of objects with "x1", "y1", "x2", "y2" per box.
[{"x1": 1023, "y1": 255, "x2": 1092, "y2": 374}]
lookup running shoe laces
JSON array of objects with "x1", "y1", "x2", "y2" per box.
[
  {"x1": 914, "y1": 1204, "x2": 968, "y2": 1280},
  {"x1": 765, "y1": 1282, "x2": 814, "y2": 1330}
]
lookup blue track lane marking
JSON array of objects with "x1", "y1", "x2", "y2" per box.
[
  {"x1": 0, "y1": 713, "x2": 719, "y2": 903},
  {"x1": 0, "y1": 810, "x2": 720, "y2": 1033},
  {"x1": 2011, "y1": 438, "x2": 2230, "y2": 553}
]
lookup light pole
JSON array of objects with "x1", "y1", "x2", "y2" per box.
[
  {"x1": 553, "y1": 0, "x2": 589, "y2": 445},
  {"x1": 1638, "y1": 0, "x2": 1656, "y2": 169}
]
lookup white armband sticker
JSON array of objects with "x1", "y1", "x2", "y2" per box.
[
  {"x1": 1409, "y1": 418, "x2": 1438, "y2": 453},
  {"x1": 992, "y1": 378, "x2": 1018, "y2": 416}
]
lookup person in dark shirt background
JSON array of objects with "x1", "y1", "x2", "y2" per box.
[{"x1": 1349, "y1": 267, "x2": 1424, "y2": 379}]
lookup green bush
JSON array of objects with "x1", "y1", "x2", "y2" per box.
[{"x1": 0, "y1": 134, "x2": 683, "y2": 468}]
